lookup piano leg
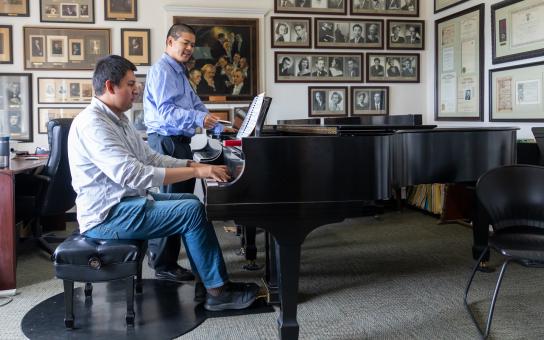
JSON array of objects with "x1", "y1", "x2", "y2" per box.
[
  {"x1": 242, "y1": 226, "x2": 261, "y2": 270},
  {"x1": 264, "y1": 232, "x2": 279, "y2": 304},
  {"x1": 275, "y1": 241, "x2": 301, "y2": 340}
]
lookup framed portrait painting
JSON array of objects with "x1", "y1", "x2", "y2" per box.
[
  {"x1": 386, "y1": 20, "x2": 424, "y2": 50},
  {"x1": 308, "y1": 86, "x2": 348, "y2": 117},
  {"x1": 0, "y1": 25, "x2": 13, "y2": 64},
  {"x1": 173, "y1": 16, "x2": 258, "y2": 103},
  {"x1": 105, "y1": 0, "x2": 137, "y2": 21},
  {"x1": 275, "y1": 0, "x2": 346, "y2": 15},
  {"x1": 0, "y1": 73, "x2": 32, "y2": 142},
  {"x1": 351, "y1": 0, "x2": 418, "y2": 17},
  {"x1": 0, "y1": 0, "x2": 29, "y2": 17},
  {"x1": 121, "y1": 28, "x2": 150, "y2": 66},
  {"x1": 271, "y1": 17, "x2": 312, "y2": 48},
  {"x1": 40, "y1": 0, "x2": 95, "y2": 23},
  {"x1": 38, "y1": 107, "x2": 84, "y2": 133},
  {"x1": 350, "y1": 86, "x2": 389, "y2": 116}
]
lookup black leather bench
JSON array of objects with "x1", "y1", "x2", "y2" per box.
[{"x1": 52, "y1": 234, "x2": 146, "y2": 328}]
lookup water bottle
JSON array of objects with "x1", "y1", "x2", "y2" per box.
[{"x1": 0, "y1": 135, "x2": 9, "y2": 169}]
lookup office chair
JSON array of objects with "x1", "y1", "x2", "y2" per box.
[
  {"x1": 464, "y1": 164, "x2": 544, "y2": 339},
  {"x1": 531, "y1": 127, "x2": 544, "y2": 165}
]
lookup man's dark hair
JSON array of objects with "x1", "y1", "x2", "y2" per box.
[
  {"x1": 166, "y1": 24, "x2": 195, "y2": 42},
  {"x1": 93, "y1": 55, "x2": 136, "y2": 95},
  {"x1": 352, "y1": 24, "x2": 362, "y2": 31}
]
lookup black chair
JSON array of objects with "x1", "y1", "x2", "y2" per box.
[
  {"x1": 531, "y1": 127, "x2": 544, "y2": 165},
  {"x1": 464, "y1": 164, "x2": 544, "y2": 339}
]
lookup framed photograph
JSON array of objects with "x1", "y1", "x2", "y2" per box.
[
  {"x1": 173, "y1": 17, "x2": 258, "y2": 103},
  {"x1": 125, "y1": 74, "x2": 146, "y2": 132},
  {"x1": 386, "y1": 20, "x2": 424, "y2": 50},
  {"x1": 0, "y1": 74, "x2": 32, "y2": 142},
  {"x1": 271, "y1": 17, "x2": 312, "y2": 48},
  {"x1": 0, "y1": 0, "x2": 29, "y2": 17},
  {"x1": 435, "y1": 4, "x2": 484, "y2": 121},
  {"x1": 37, "y1": 77, "x2": 93, "y2": 104},
  {"x1": 105, "y1": 0, "x2": 137, "y2": 21},
  {"x1": 121, "y1": 28, "x2": 150, "y2": 66},
  {"x1": 38, "y1": 107, "x2": 83, "y2": 133},
  {"x1": 308, "y1": 86, "x2": 348, "y2": 117},
  {"x1": 232, "y1": 106, "x2": 249, "y2": 129},
  {"x1": 0, "y1": 25, "x2": 13, "y2": 64},
  {"x1": 489, "y1": 61, "x2": 544, "y2": 122},
  {"x1": 434, "y1": 0, "x2": 470, "y2": 14},
  {"x1": 314, "y1": 18, "x2": 384, "y2": 49},
  {"x1": 492, "y1": 0, "x2": 544, "y2": 64},
  {"x1": 351, "y1": 86, "x2": 389, "y2": 116},
  {"x1": 351, "y1": 0, "x2": 418, "y2": 17},
  {"x1": 366, "y1": 53, "x2": 419, "y2": 83},
  {"x1": 275, "y1": 0, "x2": 347, "y2": 15},
  {"x1": 275, "y1": 52, "x2": 363, "y2": 83},
  {"x1": 24, "y1": 27, "x2": 111, "y2": 70},
  {"x1": 40, "y1": 0, "x2": 95, "y2": 23},
  {"x1": 208, "y1": 109, "x2": 231, "y2": 122}
]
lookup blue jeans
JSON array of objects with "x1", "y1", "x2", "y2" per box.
[{"x1": 83, "y1": 192, "x2": 228, "y2": 289}]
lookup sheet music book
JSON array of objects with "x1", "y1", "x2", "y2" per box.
[{"x1": 236, "y1": 92, "x2": 268, "y2": 139}]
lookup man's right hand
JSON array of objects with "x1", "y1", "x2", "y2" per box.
[
  {"x1": 203, "y1": 114, "x2": 219, "y2": 130},
  {"x1": 194, "y1": 165, "x2": 231, "y2": 182}
]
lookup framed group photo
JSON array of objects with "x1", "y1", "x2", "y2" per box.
[
  {"x1": 366, "y1": 53, "x2": 419, "y2": 83},
  {"x1": 351, "y1": 86, "x2": 389, "y2": 116},
  {"x1": 37, "y1": 77, "x2": 93, "y2": 104},
  {"x1": 308, "y1": 86, "x2": 348, "y2": 117},
  {"x1": 491, "y1": 0, "x2": 544, "y2": 64},
  {"x1": 40, "y1": 0, "x2": 95, "y2": 23},
  {"x1": 351, "y1": 0, "x2": 418, "y2": 17},
  {"x1": 0, "y1": 0, "x2": 29, "y2": 17},
  {"x1": 24, "y1": 27, "x2": 111, "y2": 70},
  {"x1": 173, "y1": 16, "x2": 258, "y2": 103},
  {"x1": 275, "y1": 0, "x2": 346, "y2": 15},
  {"x1": 105, "y1": 0, "x2": 137, "y2": 21},
  {"x1": 0, "y1": 25, "x2": 13, "y2": 64},
  {"x1": 314, "y1": 18, "x2": 383, "y2": 49},
  {"x1": 0, "y1": 73, "x2": 32, "y2": 142},
  {"x1": 386, "y1": 20, "x2": 424, "y2": 50},
  {"x1": 121, "y1": 28, "x2": 150, "y2": 66},
  {"x1": 434, "y1": 0, "x2": 470, "y2": 14},
  {"x1": 38, "y1": 107, "x2": 84, "y2": 133},
  {"x1": 489, "y1": 61, "x2": 544, "y2": 122},
  {"x1": 271, "y1": 17, "x2": 312, "y2": 48},
  {"x1": 275, "y1": 52, "x2": 363, "y2": 82}
]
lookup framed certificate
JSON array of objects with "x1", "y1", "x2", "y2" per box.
[
  {"x1": 435, "y1": 4, "x2": 484, "y2": 121},
  {"x1": 434, "y1": 0, "x2": 470, "y2": 14},
  {"x1": 492, "y1": 0, "x2": 544, "y2": 64}
]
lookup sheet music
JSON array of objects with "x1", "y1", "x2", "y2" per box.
[{"x1": 236, "y1": 93, "x2": 265, "y2": 139}]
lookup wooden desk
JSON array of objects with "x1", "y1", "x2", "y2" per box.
[{"x1": 0, "y1": 158, "x2": 47, "y2": 292}]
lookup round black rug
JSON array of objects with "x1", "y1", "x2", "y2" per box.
[{"x1": 21, "y1": 279, "x2": 272, "y2": 340}]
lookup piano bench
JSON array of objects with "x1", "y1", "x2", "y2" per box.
[{"x1": 52, "y1": 234, "x2": 146, "y2": 328}]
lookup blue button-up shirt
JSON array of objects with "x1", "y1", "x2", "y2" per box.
[{"x1": 144, "y1": 53, "x2": 221, "y2": 137}]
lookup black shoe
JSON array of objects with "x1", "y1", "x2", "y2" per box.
[
  {"x1": 155, "y1": 266, "x2": 195, "y2": 283},
  {"x1": 195, "y1": 282, "x2": 206, "y2": 302},
  {"x1": 204, "y1": 282, "x2": 259, "y2": 311}
]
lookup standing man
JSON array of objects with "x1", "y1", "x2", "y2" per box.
[{"x1": 144, "y1": 24, "x2": 223, "y2": 283}]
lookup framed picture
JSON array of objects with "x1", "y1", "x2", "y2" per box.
[
  {"x1": 37, "y1": 77, "x2": 93, "y2": 104},
  {"x1": 125, "y1": 74, "x2": 146, "y2": 132},
  {"x1": 491, "y1": 0, "x2": 544, "y2": 64},
  {"x1": 314, "y1": 18, "x2": 384, "y2": 49},
  {"x1": 271, "y1": 17, "x2": 312, "y2": 48},
  {"x1": 40, "y1": 0, "x2": 95, "y2": 23},
  {"x1": 489, "y1": 61, "x2": 544, "y2": 122},
  {"x1": 308, "y1": 86, "x2": 348, "y2": 117},
  {"x1": 351, "y1": 0, "x2": 418, "y2": 17},
  {"x1": 435, "y1": 4, "x2": 484, "y2": 121},
  {"x1": 275, "y1": 0, "x2": 346, "y2": 15},
  {"x1": 351, "y1": 86, "x2": 389, "y2": 116},
  {"x1": 434, "y1": 0, "x2": 470, "y2": 14},
  {"x1": 0, "y1": 74, "x2": 32, "y2": 142},
  {"x1": 173, "y1": 17, "x2": 258, "y2": 103},
  {"x1": 275, "y1": 52, "x2": 363, "y2": 83},
  {"x1": 0, "y1": 0, "x2": 29, "y2": 17},
  {"x1": 38, "y1": 107, "x2": 84, "y2": 133},
  {"x1": 366, "y1": 53, "x2": 419, "y2": 83},
  {"x1": 208, "y1": 109, "x2": 231, "y2": 122},
  {"x1": 121, "y1": 28, "x2": 150, "y2": 66},
  {"x1": 24, "y1": 27, "x2": 111, "y2": 70},
  {"x1": 232, "y1": 106, "x2": 249, "y2": 129},
  {"x1": 105, "y1": 0, "x2": 137, "y2": 21},
  {"x1": 386, "y1": 20, "x2": 424, "y2": 50},
  {"x1": 0, "y1": 25, "x2": 13, "y2": 64}
]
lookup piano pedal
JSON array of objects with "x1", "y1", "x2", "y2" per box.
[
  {"x1": 235, "y1": 247, "x2": 246, "y2": 256},
  {"x1": 223, "y1": 226, "x2": 238, "y2": 233},
  {"x1": 243, "y1": 260, "x2": 263, "y2": 271},
  {"x1": 477, "y1": 261, "x2": 495, "y2": 273}
]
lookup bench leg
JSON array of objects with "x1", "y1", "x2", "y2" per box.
[
  {"x1": 126, "y1": 277, "x2": 135, "y2": 326},
  {"x1": 84, "y1": 282, "x2": 93, "y2": 297},
  {"x1": 63, "y1": 280, "x2": 75, "y2": 328}
]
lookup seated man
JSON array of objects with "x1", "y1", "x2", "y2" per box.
[{"x1": 68, "y1": 54, "x2": 258, "y2": 311}]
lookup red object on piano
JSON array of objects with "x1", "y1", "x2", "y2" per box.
[{"x1": 223, "y1": 140, "x2": 242, "y2": 147}]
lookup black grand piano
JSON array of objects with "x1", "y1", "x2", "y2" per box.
[{"x1": 201, "y1": 113, "x2": 517, "y2": 340}]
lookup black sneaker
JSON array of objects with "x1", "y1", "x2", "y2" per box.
[
  {"x1": 204, "y1": 282, "x2": 259, "y2": 311},
  {"x1": 194, "y1": 281, "x2": 206, "y2": 302},
  {"x1": 155, "y1": 266, "x2": 195, "y2": 283}
]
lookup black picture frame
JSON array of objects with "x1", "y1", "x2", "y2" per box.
[
  {"x1": 314, "y1": 18, "x2": 384, "y2": 49},
  {"x1": 386, "y1": 19, "x2": 424, "y2": 50},
  {"x1": 121, "y1": 28, "x2": 150, "y2": 66},
  {"x1": 366, "y1": 52, "x2": 419, "y2": 83},
  {"x1": 308, "y1": 86, "x2": 348, "y2": 117},
  {"x1": 350, "y1": 86, "x2": 389, "y2": 116},
  {"x1": 434, "y1": 0, "x2": 470, "y2": 14},
  {"x1": 40, "y1": 0, "x2": 95, "y2": 24},
  {"x1": 275, "y1": 51, "x2": 364, "y2": 83},
  {"x1": 271, "y1": 17, "x2": 312, "y2": 49},
  {"x1": 104, "y1": 0, "x2": 137, "y2": 21},
  {"x1": 37, "y1": 77, "x2": 93, "y2": 104},
  {"x1": 0, "y1": 25, "x2": 13, "y2": 64},
  {"x1": 275, "y1": 0, "x2": 347, "y2": 15},
  {"x1": 0, "y1": 0, "x2": 29, "y2": 17},
  {"x1": 351, "y1": 0, "x2": 418, "y2": 17},
  {"x1": 0, "y1": 73, "x2": 33, "y2": 142}
]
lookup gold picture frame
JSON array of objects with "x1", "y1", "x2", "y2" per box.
[
  {"x1": 0, "y1": 0, "x2": 29, "y2": 17},
  {"x1": 0, "y1": 25, "x2": 13, "y2": 64},
  {"x1": 105, "y1": 0, "x2": 137, "y2": 21},
  {"x1": 121, "y1": 28, "x2": 150, "y2": 66}
]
